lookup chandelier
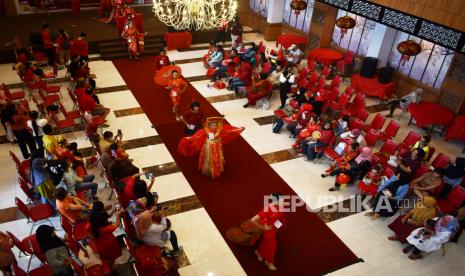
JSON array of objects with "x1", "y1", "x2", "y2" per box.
[{"x1": 153, "y1": 0, "x2": 238, "y2": 31}]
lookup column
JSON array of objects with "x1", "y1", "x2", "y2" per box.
[
  {"x1": 263, "y1": 0, "x2": 286, "y2": 40},
  {"x1": 365, "y1": 25, "x2": 397, "y2": 68}
]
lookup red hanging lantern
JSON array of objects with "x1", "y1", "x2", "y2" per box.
[
  {"x1": 336, "y1": 173, "x2": 351, "y2": 186},
  {"x1": 335, "y1": 15, "x2": 356, "y2": 38},
  {"x1": 290, "y1": 0, "x2": 307, "y2": 16},
  {"x1": 397, "y1": 40, "x2": 421, "y2": 66}
]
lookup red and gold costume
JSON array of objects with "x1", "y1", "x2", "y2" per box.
[
  {"x1": 256, "y1": 204, "x2": 285, "y2": 263},
  {"x1": 358, "y1": 171, "x2": 381, "y2": 196},
  {"x1": 178, "y1": 117, "x2": 244, "y2": 178},
  {"x1": 325, "y1": 147, "x2": 359, "y2": 173}
]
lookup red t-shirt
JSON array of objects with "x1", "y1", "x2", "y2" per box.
[
  {"x1": 42, "y1": 30, "x2": 53, "y2": 49},
  {"x1": 154, "y1": 55, "x2": 170, "y2": 71},
  {"x1": 78, "y1": 94, "x2": 97, "y2": 112},
  {"x1": 88, "y1": 224, "x2": 122, "y2": 261},
  {"x1": 119, "y1": 176, "x2": 136, "y2": 207},
  {"x1": 72, "y1": 39, "x2": 89, "y2": 57},
  {"x1": 182, "y1": 110, "x2": 204, "y2": 126}
]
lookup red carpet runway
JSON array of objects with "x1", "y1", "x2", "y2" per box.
[{"x1": 113, "y1": 57, "x2": 361, "y2": 275}]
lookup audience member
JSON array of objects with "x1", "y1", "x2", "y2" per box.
[
  {"x1": 55, "y1": 187, "x2": 92, "y2": 224},
  {"x1": 36, "y1": 225, "x2": 73, "y2": 275}
]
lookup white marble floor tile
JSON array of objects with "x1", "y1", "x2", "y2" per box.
[
  {"x1": 103, "y1": 113, "x2": 157, "y2": 140},
  {"x1": 0, "y1": 63, "x2": 21, "y2": 84},
  {"x1": 178, "y1": 62, "x2": 207, "y2": 78},
  {"x1": 169, "y1": 50, "x2": 208, "y2": 61},
  {"x1": 151, "y1": 172, "x2": 195, "y2": 203},
  {"x1": 88, "y1": 60, "x2": 126, "y2": 88},
  {"x1": 191, "y1": 80, "x2": 234, "y2": 98},
  {"x1": 99, "y1": 90, "x2": 140, "y2": 110},
  {"x1": 126, "y1": 144, "x2": 174, "y2": 168}
]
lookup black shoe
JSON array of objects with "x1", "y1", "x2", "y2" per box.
[
  {"x1": 243, "y1": 103, "x2": 249, "y2": 108},
  {"x1": 328, "y1": 187, "x2": 339, "y2": 192},
  {"x1": 386, "y1": 115, "x2": 393, "y2": 118},
  {"x1": 321, "y1": 174, "x2": 327, "y2": 178}
]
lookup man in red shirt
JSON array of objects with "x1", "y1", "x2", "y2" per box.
[
  {"x1": 180, "y1": 101, "x2": 204, "y2": 136},
  {"x1": 41, "y1": 23, "x2": 56, "y2": 66},
  {"x1": 72, "y1": 33, "x2": 89, "y2": 60},
  {"x1": 77, "y1": 87, "x2": 110, "y2": 119},
  {"x1": 154, "y1": 48, "x2": 170, "y2": 71}
]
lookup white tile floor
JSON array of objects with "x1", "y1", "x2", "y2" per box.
[{"x1": 1, "y1": 29, "x2": 465, "y2": 276}]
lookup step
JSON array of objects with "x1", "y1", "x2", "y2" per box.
[
  {"x1": 101, "y1": 49, "x2": 158, "y2": 60},
  {"x1": 98, "y1": 37, "x2": 163, "y2": 48},
  {"x1": 99, "y1": 44, "x2": 164, "y2": 55},
  {"x1": 99, "y1": 41, "x2": 163, "y2": 52}
]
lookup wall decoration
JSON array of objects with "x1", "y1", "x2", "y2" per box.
[
  {"x1": 449, "y1": 60, "x2": 465, "y2": 83},
  {"x1": 418, "y1": 21, "x2": 461, "y2": 49},
  {"x1": 249, "y1": 0, "x2": 268, "y2": 17},
  {"x1": 311, "y1": 8, "x2": 325, "y2": 25},
  {"x1": 350, "y1": 0, "x2": 380, "y2": 20},
  {"x1": 283, "y1": 0, "x2": 315, "y2": 33},
  {"x1": 381, "y1": 9, "x2": 417, "y2": 33}
]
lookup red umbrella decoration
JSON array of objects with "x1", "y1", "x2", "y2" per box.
[
  {"x1": 397, "y1": 40, "x2": 422, "y2": 66},
  {"x1": 290, "y1": 0, "x2": 307, "y2": 16},
  {"x1": 336, "y1": 173, "x2": 351, "y2": 186},
  {"x1": 153, "y1": 65, "x2": 182, "y2": 86},
  {"x1": 335, "y1": 15, "x2": 356, "y2": 38}
]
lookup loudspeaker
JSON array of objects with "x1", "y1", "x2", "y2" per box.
[
  {"x1": 360, "y1": 57, "x2": 378, "y2": 78},
  {"x1": 378, "y1": 67, "x2": 394, "y2": 83}
]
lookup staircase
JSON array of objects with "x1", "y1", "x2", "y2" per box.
[{"x1": 97, "y1": 35, "x2": 164, "y2": 60}]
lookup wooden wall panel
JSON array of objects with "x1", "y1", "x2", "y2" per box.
[{"x1": 368, "y1": 0, "x2": 465, "y2": 32}]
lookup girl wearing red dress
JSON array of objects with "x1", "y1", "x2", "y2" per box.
[
  {"x1": 358, "y1": 164, "x2": 383, "y2": 197},
  {"x1": 154, "y1": 49, "x2": 170, "y2": 72},
  {"x1": 121, "y1": 21, "x2": 141, "y2": 60},
  {"x1": 251, "y1": 193, "x2": 285, "y2": 271},
  {"x1": 166, "y1": 70, "x2": 187, "y2": 120}
]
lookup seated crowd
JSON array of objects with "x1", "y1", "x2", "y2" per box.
[{"x1": 1, "y1": 27, "x2": 182, "y2": 275}]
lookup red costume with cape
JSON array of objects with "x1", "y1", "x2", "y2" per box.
[{"x1": 178, "y1": 117, "x2": 244, "y2": 178}]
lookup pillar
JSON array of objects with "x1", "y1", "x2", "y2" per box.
[
  {"x1": 365, "y1": 24, "x2": 396, "y2": 68},
  {"x1": 263, "y1": 0, "x2": 286, "y2": 41}
]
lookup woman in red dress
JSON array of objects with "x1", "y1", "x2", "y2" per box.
[
  {"x1": 251, "y1": 192, "x2": 285, "y2": 271},
  {"x1": 178, "y1": 117, "x2": 244, "y2": 178},
  {"x1": 121, "y1": 21, "x2": 141, "y2": 60},
  {"x1": 166, "y1": 70, "x2": 187, "y2": 120}
]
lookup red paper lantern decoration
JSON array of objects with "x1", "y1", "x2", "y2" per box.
[
  {"x1": 290, "y1": 0, "x2": 307, "y2": 16},
  {"x1": 336, "y1": 173, "x2": 351, "y2": 186},
  {"x1": 335, "y1": 15, "x2": 356, "y2": 38},
  {"x1": 397, "y1": 40, "x2": 421, "y2": 66}
]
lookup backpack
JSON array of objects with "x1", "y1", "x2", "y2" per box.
[{"x1": 272, "y1": 118, "x2": 284, "y2": 133}]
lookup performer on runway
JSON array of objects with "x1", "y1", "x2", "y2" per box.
[
  {"x1": 154, "y1": 49, "x2": 170, "y2": 72},
  {"x1": 178, "y1": 117, "x2": 244, "y2": 178},
  {"x1": 166, "y1": 70, "x2": 187, "y2": 120},
  {"x1": 121, "y1": 21, "x2": 142, "y2": 60},
  {"x1": 251, "y1": 192, "x2": 285, "y2": 271}
]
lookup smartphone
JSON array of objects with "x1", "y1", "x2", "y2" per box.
[
  {"x1": 115, "y1": 203, "x2": 121, "y2": 211},
  {"x1": 111, "y1": 150, "x2": 117, "y2": 158},
  {"x1": 78, "y1": 238, "x2": 88, "y2": 250},
  {"x1": 117, "y1": 129, "x2": 122, "y2": 136},
  {"x1": 145, "y1": 171, "x2": 151, "y2": 179}
]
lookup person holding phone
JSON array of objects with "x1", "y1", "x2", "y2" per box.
[
  {"x1": 250, "y1": 193, "x2": 285, "y2": 271},
  {"x1": 88, "y1": 209, "x2": 123, "y2": 263},
  {"x1": 118, "y1": 171, "x2": 155, "y2": 207}
]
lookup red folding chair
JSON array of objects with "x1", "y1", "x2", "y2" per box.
[
  {"x1": 357, "y1": 108, "x2": 369, "y2": 123},
  {"x1": 321, "y1": 66, "x2": 331, "y2": 78},
  {"x1": 312, "y1": 77, "x2": 326, "y2": 93},
  {"x1": 306, "y1": 72, "x2": 318, "y2": 89},
  {"x1": 59, "y1": 102, "x2": 81, "y2": 120},
  {"x1": 314, "y1": 135, "x2": 336, "y2": 163},
  {"x1": 18, "y1": 177, "x2": 41, "y2": 204},
  {"x1": 365, "y1": 129, "x2": 380, "y2": 148},
  {"x1": 42, "y1": 64, "x2": 58, "y2": 83},
  {"x1": 12, "y1": 257, "x2": 53, "y2": 276},
  {"x1": 50, "y1": 113, "x2": 76, "y2": 134},
  {"x1": 37, "y1": 79, "x2": 61, "y2": 97},
  {"x1": 397, "y1": 131, "x2": 421, "y2": 155},
  {"x1": 345, "y1": 93, "x2": 366, "y2": 117},
  {"x1": 432, "y1": 153, "x2": 451, "y2": 170},
  {"x1": 327, "y1": 75, "x2": 342, "y2": 90},
  {"x1": 59, "y1": 213, "x2": 89, "y2": 242},
  {"x1": 28, "y1": 47, "x2": 49, "y2": 67},
  {"x1": 327, "y1": 92, "x2": 350, "y2": 113},
  {"x1": 349, "y1": 117, "x2": 363, "y2": 130},
  {"x1": 436, "y1": 186, "x2": 465, "y2": 214},
  {"x1": 379, "y1": 120, "x2": 400, "y2": 141},
  {"x1": 37, "y1": 88, "x2": 60, "y2": 105},
  {"x1": 15, "y1": 197, "x2": 54, "y2": 235},
  {"x1": 308, "y1": 59, "x2": 316, "y2": 72},
  {"x1": 373, "y1": 139, "x2": 397, "y2": 165},
  {"x1": 362, "y1": 113, "x2": 386, "y2": 133},
  {"x1": 414, "y1": 164, "x2": 431, "y2": 179},
  {"x1": 9, "y1": 150, "x2": 30, "y2": 175},
  {"x1": 7, "y1": 231, "x2": 36, "y2": 257},
  {"x1": 2, "y1": 83, "x2": 25, "y2": 101}
]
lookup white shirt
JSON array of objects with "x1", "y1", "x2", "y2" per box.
[
  {"x1": 287, "y1": 48, "x2": 303, "y2": 63},
  {"x1": 279, "y1": 73, "x2": 295, "y2": 84},
  {"x1": 400, "y1": 91, "x2": 422, "y2": 109},
  {"x1": 27, "y1": 118, "x2": 48, "y2": 136},
  {"x1": 142, "y1": 217, "x2": 169, "y2": 247}
]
